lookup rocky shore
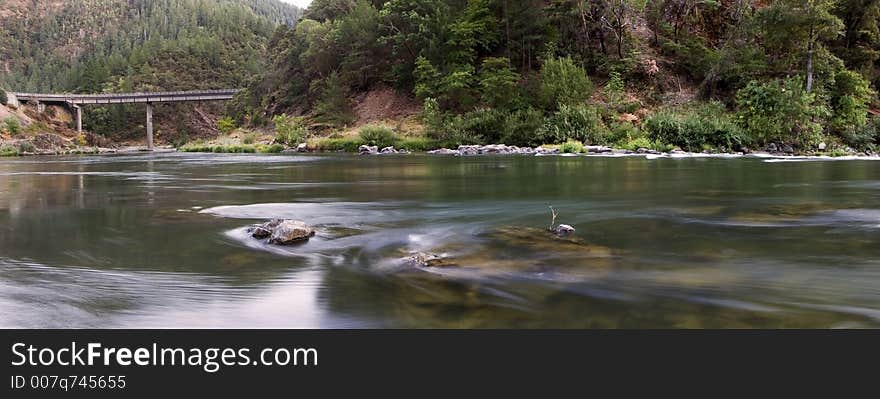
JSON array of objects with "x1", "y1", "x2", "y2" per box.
[{"x1": 357, "y1": 143, "x2": 880, "y2": 159}]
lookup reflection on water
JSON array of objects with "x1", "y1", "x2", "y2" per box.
[{"x1": 1, "y1": 153, "x2": 879, "y2": 328}]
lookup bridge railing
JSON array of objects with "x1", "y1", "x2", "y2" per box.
[{"x1": 12, "y1": 89, "x2": 239, "y2": 101}]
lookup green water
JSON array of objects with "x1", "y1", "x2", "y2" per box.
[{"x1": 1, "y1": 153, "x2": 879, "y2": 328}]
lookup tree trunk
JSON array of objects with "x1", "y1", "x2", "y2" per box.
[{"x1": 806, "y1": 26, "x2": 814, "y2": 93}]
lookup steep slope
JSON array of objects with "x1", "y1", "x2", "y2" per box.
[{"x1": 0, "y1": 0, "x2": 301, "y2": 142}]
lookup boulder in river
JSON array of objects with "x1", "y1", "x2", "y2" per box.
[
  {"x1": 249, "y1": 219, "x2": 316, "y2": 245},
  {"x1": 359, "y1": 145, "x2": 378, "y2": 155},
  {"x1": 380, "y1": 146, "x2": 397, "y2": 154},
  {"x1": 249, "y1": 219, "x2": 283, "y2": 239},
  {"x1": 428, "y1": 148, "x2": 459, "y2": 155},
  {"x1": 268, "y1": 220, "x2": 316, "y2": 245}
]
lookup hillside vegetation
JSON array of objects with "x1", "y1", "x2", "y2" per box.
[
  {"x1": 230, "y1": 0, "x2": 880, "y2": 154},
  {"x1": 0, "y1": 0, "x2": 301, "y2": 143}
]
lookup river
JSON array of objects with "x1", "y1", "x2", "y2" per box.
[{"x1": 1, "y1": 152, "x2": 879, "y2": 328}]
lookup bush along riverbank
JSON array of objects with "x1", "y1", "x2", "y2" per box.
[{"x1": 175, "y1": 100, "x2": 880, "y2": 159}]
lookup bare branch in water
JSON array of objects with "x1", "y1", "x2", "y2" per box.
[{"x1": 548, "y1": 206, "x2": 558, "y2": 230}]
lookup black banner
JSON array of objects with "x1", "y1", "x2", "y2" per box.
[{"x1": 1, "y1": 330, "x2": 875, "y2": 396}]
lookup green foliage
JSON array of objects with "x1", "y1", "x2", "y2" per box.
[
  {"x1": 458, "y1": 108, "x2": 509, "y2": 144},
  {"x1": 559, "y1": 140, "x2": 585, "y2": 154},
  {"x1": 313, "y1": 72, "x2": 356, "y2": 126},
  {"x1": 840, "y1": 117, "x2": 879, "y2": 151},
  {"x1": 273, "y1": 114, "x2": 308, "y2": 146},
  {"x1": 502, "y1": 108, "x2": 545, "y2": 147},
  {"x1": 735, "y1": 78, "x2": 825, "y2": 147},
  {"x1": 313, "y1": 137, "x2": 364, "y2": 152},
  {"x1": 478, "y1": 58, "x2": 521, "y2": 109},
  {"x1": 3, "y1": 117, "x2": 21, "y2": 136},
  {"x1": 242, "y1": 132, "x2": 258, "y2": 145},
  {"x1": 0, "y1": 146, "x2": 20, "y2": 157},
  {"x1": 541, "y1": 104, "x2": 608, "y2": 145},
  {"x1": 829, "y1": 70, "x2": 875, "y2": 134},
  {"x1": 644, "y1": 105, "x2": 746, "y2": 151},
  {"x1": 395, "y1": 137, "x2": 437, "y2": 151},
  {"x1": 218, "y1": 117, "x2": 237, "y2": 134},
  {"x1": 359, "y1": 125, "x2": 397, "y2": 148},
  {"x1": 606, "y1": 71, "x2": 625, "y2": 94},
  {"x1": 537, "y1": 57, "x2": 592, "y2": 110}
]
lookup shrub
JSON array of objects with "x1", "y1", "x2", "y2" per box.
[
  {"x1": 736, "y1": 77, "x2": 825, "y2": 148},
  {"x1": 273, "y1": 114, "x2": 308, "y2": 146},
  {"x1": 537, "y1": 57, "x2": 592, "y2": 110},
  {"x1": 502, "y1": 108, "x2": 545, "y2": 147},
  {"x1": 242, "y1": 132, "x2": 257, "y2": 145},
  {"x1": 841, "y1": 117, "x2": 879, "y2": 151},
  {"x1": 829, "y1": 70, "x2": 874, "y2": 135},
  {"x1": 459, "y1": 108, "x2": 508, "y2": 144},
  {"x1": 620, "y1": 137, "x2": 674, "y2": 152},
  {"x1": 313, "y1": 137, "x2": 364, "y2": 152},
  {"x1": 218, "y1": 117, "x2": 236, "y2": 134},
  {"x1": 422, "y1": 98, "x2": 486, "y2": 147},
  {"x1": 644, "y1": 104, "x2": 746, "y2": 151},
  {"x1": 359, "y1": 125, "x2": 397, "y2": 148},
  {"x1": 560, "y1": 140, "x2": 585, "y2": 154},
  {"x1": 18, "y1": 141, "x2": 35, "y2": 153},
  {"x1": 258, "y1": 144, "x2": 286, "y2": 153},
  {"x1": 0, "y1": 146, "x2": 19, "y2": 157},
  {"x1": 541, "y1": 104, "x2": 608, "y2": 145},
  {"x1": 3, "y1": 117, "x2": 21, "y2": 136},
  {"x1": 0, "y1": 90, "x2": 7, "y2": 105},
  {"x1": 396, "y1": 137, "x2": 437, "y2": 151},
  {"x1": 607, "y1": 121, "x2": 641, "y2": 147}
]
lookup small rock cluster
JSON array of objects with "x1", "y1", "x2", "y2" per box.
[
  {"x1": 248, "y1": 219, "x2": 316, "y2": 245},
  {"x1": 428, "y1": 145, "x2": 557, "y2": 156},
  {"x1": 358, "y1": 145, "x2": 411, "y2": 155}
]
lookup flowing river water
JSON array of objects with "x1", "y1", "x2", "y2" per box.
[{"x1": 1, "y1": 152, "x2": 879, "y2": 328}]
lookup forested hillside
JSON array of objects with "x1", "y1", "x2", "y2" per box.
[
  {"x1": 231, "y1": 0, "x2": 880, "y2": 154},
  {"x1": 0, "y1": 0, "x2": 301, "y2": 141}
]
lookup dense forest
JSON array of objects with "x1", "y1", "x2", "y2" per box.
[
  {"x1": 231, "y1": 0, "x2": 880, "y2": 153},
  {"x1": 0, "y1": 0, "x2": 301, "y2": 141}
]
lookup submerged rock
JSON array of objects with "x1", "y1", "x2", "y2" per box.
[
  {"x1": 268, "y1": 220, "x2": 316, "y2": 245},
  {"x1": 403, "y1": 252, "x2": 450, "y2": 268}
]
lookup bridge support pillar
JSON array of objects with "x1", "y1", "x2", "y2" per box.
[
  {"x1": 75, "y1": 106, "x2": 82, "y2": 133},
  {"x1": 146, "y1": 102, "x2": 154, "y2": 150}
]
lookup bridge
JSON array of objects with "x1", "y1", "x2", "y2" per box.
[{"x1": 7, "y1": 90, "x2": 239, "y2": 150}]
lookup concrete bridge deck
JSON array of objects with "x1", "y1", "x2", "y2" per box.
[
  {"x1": 11, "y1": 89, "x2": 238, "y2": 105},
  {"x1": 7, "y1": 90, "x2": 239, "y2": 150}
]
